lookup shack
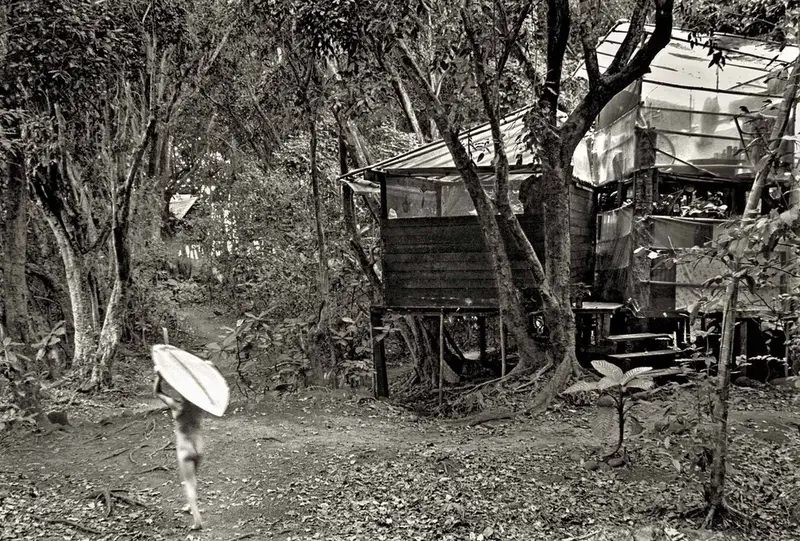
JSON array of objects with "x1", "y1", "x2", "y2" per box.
[{"x1": 345, "y1": 109, "x2": 596, "y2": 395}]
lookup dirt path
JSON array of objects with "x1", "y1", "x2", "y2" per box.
[
  {"x1": 2, "y1": 385, "x2": 799, "y2": 541},
  {"x1": 2, "y1": 306, "x2": 798, "y2": 540}
]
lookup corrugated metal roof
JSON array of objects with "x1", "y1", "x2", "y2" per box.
[{"x1": 378, "y1": 107, "x2": 536, "y2": 172}]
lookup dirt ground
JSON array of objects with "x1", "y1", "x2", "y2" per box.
[{"x1": 1, "y1": 307, "x2": 798, "y2": 540}]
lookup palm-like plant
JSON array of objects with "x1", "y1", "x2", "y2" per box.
[{"x1": 564, "y1": 361, "x2": 655, "y2": 460}]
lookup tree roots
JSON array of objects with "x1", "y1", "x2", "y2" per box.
[{"x1": 690, "y1": 498, "x2": 750, "y2": 530}]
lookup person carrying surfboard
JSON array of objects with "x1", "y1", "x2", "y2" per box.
[
  {"x1": 151, "y1": 344, "x2": 229, "y2": 531},
  {"x1": 153, "y1": 373, "x2": 205, "y2": 530}
]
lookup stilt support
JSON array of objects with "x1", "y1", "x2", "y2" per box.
[{"x1": 370, "y1": 307, "x2": 389, "y2": 398}]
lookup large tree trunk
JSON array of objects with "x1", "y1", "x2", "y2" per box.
[
  {"x1": 2, "y1": 151, "x2": 32, "y2": 343},
  {"x1": 87, "y1": 116, "x2": 157, "y2": 389},
  {"x1": 440, "y1": 127, "x2": 544, "y2": 372},
  {"x1": 49, "y1": 225, "x2": 97, "y2": 370},
  {"x1": 529, "y1": 157, "x2": 580, "y2": 408},
  {"x1": 91, "y1": 277, "x2": 124, "y2": 387}
]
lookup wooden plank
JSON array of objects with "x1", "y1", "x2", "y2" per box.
[
  {"x1": 385, "y1": 252, "x2": 490, "y2": 263},
  {"x1": 384, "y1": 243, "x2": 490, "y2": 254},
  {"x1": 383, "y1": 215, "x2": 542, "y2": 229},
  {"x1": 607, "y1": 349, "x2": 676, "y2": 360},
  {"x1": 386, "y1": 288, "x2": 498, "y2": 302},
  {"x1": 607, "y1": 333, "x2": 672, "y2": 342},
  {"x1": 383, "y1": 234, "x2": 484, "y2": 247},
  {"x1": 382, "y1": 223, "x2": 482, "y2": 238},
  {"x1": 385, "y1": 260, "x2": 533, "y2": 272},
  {"x1": 385, "y1": 297, "x2": 499, "y2": 310},
  {"x1": 388, "y1": 270, "x2": 495, "y2": 281},
  {"x1": 387, "y1": 277, "x2": 498, "y2": 290}
]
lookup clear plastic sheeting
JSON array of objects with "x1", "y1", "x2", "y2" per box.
[
  {"x1": 595, "y1": 24, "x2": 797, "y2": 93},
  {"x1": 650, "y1": 216, "x2": 721, "y2": 248},
  {"x1": 385, "y1": 173, "x2": 528, "y2": 219},
  {"x1": 596, "y1": 205, "x2": 633, "y2": 270},
  {"x1": 652, "y1": 132, "x2": 749, "y2": 173},
  {"x1": 641, "y1": 82, "x2": 782, "y2": 117},
  {"x1": 573, "y1": 22, "x2": 799, "y2": 184},
  {"x1": 573, "y1": 108, "x2": 638, "y2": 183},
  {"x1": 376, "y1": 108, "x2": 534, "y2": 172},
  {"x1": 572, "y1": 138, "x2": 593, "y2": 184},
  {"x1": 646, "y1": 216, "x2": 785, "y2": 313}
]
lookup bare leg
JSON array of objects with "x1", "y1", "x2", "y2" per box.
[{"x1": 178, "y1": 457, "x2": 202, "y2": 530}]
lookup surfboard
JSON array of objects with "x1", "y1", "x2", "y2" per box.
[{"x1": 151, "y1": 344, "x2": 230, "y2": 417}]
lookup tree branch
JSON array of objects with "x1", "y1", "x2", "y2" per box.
[
  {"x1": 462, "y1": 4, "x2": 554, "y2": 306},
  {"x1": 542, "y1": 0, "x2": 571, "y2": 119},
  {"x1": 606, "y1": 0, "x2": 650, "y2": 75},
  {"x1": 559, "y1": 0, "x2": 673, "y2": 160},
  {"x1": 496, "y1": 0, "x2": 537, "y2": 76},
  {"x1": 576, "y1": 1, "x2": 600, "y2": 90}
]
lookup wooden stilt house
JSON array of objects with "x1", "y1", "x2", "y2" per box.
[{"x1": 343, "y1": 109, "x2": 598, "y2": 396}]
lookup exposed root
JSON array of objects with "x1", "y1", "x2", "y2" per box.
[
  {"x1": 528, "y1": 356, "x2": 573, "y2": 416},
  {"x1": 690, "y1": 498, "x2": 751, "y2": 530},
  {"x1": 87, "y1": 488, "x2": 150, "y2": 516},
  {"x1": 136, "y1": 464, "x2": 169, "y2": 474},
  {"x1": 464, "y1": 409, "x2": 516, "y2": 426},
  {"x1": 44, "y1": 518, "x2": 102, "y2": 535}
]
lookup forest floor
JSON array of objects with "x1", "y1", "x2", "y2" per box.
[{"x1": 1, "y1": 306, "x2": 799, "y2": 541}]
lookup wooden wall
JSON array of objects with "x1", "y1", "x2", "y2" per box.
[
  {"x1": 381, "y1": 184, "x2": 595, "y2": 309},
  {"x1": 570, "y1": 183, "x2": 595, "y2": 286}
]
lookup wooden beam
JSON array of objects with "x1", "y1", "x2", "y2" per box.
[
  {"x1": 370, "y1": 307, "x2": 389, "y2": 398},
  {"x1": 500, "y1": 311, "x2": 506, "y2": 377},
  {"x1": 438, "y1": 311, "x2": 445, "y2": 406}
]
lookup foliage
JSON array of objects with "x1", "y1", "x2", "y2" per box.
[
  {"x1": 0, "y1": 335, "x2": 41, "y2": 426},
  {"x1": 205, "y1": 310, "x2": 311, "y2": 394},
  {"x1": 564, "y1": 361, "x2": 656, "y2": 460},
  {"x1": 29, "y1": 320, "x2": 67, "y2": 378}
]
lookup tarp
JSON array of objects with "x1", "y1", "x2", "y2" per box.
[
  {"x1": 169, "y1": 194, "x2": 199, "y2": 220},
  {"x1": 596, "y1": 205, "x2": 633, "y2": 270}
]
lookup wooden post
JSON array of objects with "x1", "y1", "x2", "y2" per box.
[
  {"x1": 478, "y1": 316, "x2": 487, "y2": 362},
  {"x1": 738, "y1": 318, "x2": 748, "y2": 376},
  {"x1": 438, "y1": 312, "x2": 444, "y2": 405},
  {"x1": 499, "y1": 311, "x2": 506, "y2": 377},
  {"x1": 370, "y1": 308, "x2": 389, "y2": 398}
]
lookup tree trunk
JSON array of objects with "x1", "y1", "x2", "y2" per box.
[
  {"x1": 310, "y1": 121, "x2": 330, "y2": 301},
  {"x1": 338, "y1": 120, "x2": 447, "y2": 386},
  {"x1": 387, "y1": 66, "x2": 425, "y2": 144},
  {"x1": 91, "y1": 277, "x2": 124, "y2": 387},
  {"x1": 49, "y1": 225, "x2": 97, "y2": 370},
  {"x1": 339, "y1": 133, "x2": 382, "y2": 299},
  {"x1": 439, "y1": 126, "x2": 544, "y2": 372},
  {"x1": 540, "y1": 154, "x2": 580, "y2": 374},
  {"x1": 2, "y1": 151, "x2": 32, "y2": 343},
  {"x1": 704, "y1": 54, "x2": 800, "y2": 527},
  {"x1": 704, "y1": 279, "x2": 738, "y2": 525},
  {"x1": 88, "y1": 116, "x2": 157, "y2": 389},
  {"x1": 307, "y1": 119, "x2": 335, "y2": 383}
]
